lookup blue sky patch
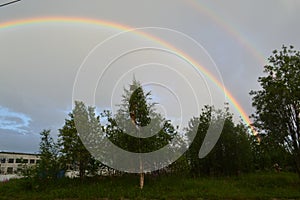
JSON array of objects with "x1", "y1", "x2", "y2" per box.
[{"x1": 0, "y1": 106, "x2": 31, "y2": 134}]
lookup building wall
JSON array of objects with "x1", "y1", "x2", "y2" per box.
[{"x1": 0, "y1": 152, "x2": 40, "y2": 174}]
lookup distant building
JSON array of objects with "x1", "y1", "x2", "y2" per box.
[{"x1": 0, "y1": 152, "x2": 40, "y2": 174}]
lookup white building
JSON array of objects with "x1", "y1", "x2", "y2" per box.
[{"x1": 0, "y1": 152, "x2": 40, "y2": 175}]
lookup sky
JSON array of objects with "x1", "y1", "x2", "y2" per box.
[{"x1": 0, "y1": 0, "x2": 300, "y2": 153}]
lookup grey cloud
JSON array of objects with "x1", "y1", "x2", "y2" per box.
[{"x1": 0, "y1": 0, "x2": 299, "y2": 152}]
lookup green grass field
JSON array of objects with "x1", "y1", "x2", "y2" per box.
[{"x1": 0, "y1": 172, "x2": 299, "y2": 200}]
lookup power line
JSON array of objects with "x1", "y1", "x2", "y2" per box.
[{"x1": 0, "y1": 0, "x2": 21, "y2": 8}]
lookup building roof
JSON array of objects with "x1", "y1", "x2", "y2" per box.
[{"x1": 0, "y1": 151, "x2": 40, "y2": 156}]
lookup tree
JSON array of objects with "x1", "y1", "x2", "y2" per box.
[
  {"x1": 250, "y1": 134, "x2": 294, "y2": 171},
  {"x1": 58, "y1": 104, "x2": 97, "y2": 179},
  {"x1": 185, "y1": 105, "x2": 212, "y2": 176},
  {"x1": 186, "y1": 106, "x2": 253, "y2": 176},
  {"x1": 37, "y1": 129, "x2": 60, "y2": 179},
  {"x1": 103, "y1": 78, "x2": 177, "y2": 188},
  {"x1": 250, "y1": 45, "x2": 300, "y2": 175}
]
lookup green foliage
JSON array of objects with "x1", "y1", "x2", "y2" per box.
[
  {"x1": 251, "y1": 135, "x2": 295, "y2": 171},
  {"x1": 128, "y1": 81, "x2": 151, "y2": 127},
  {"x1": 166, "y1": 154, "x2": 190, "y2": 175},
  {"x1": 103, "y1": 79, "x2": 177, "y2": 154},
  {"x1": 36, "y1": 129, "x2": 60, "y2": 180},
  {"x1": 186, "y1": 106, "x2": 254, "y2": 176},
  {"x1": 185, "y1": 105, "x2": 212, "y2": 176},
  {"x1": 58, "y1": 103, "x2": 98, "y2": 178},
  {"x1": 250, "y1": 45, "x2": 300, "y2": 174},
  {"x1": 71, "y1": 101, "x2": 109, "y2": 176},
  {"x1": 1, "y1": 172, "x2": 299, "y2": 199},
  {"x1": 102, "y1": 78, "x2": 178, "y2": 188}
]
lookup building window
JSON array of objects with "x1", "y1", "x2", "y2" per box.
[
  {"x1": 8, "y1": 158, "x2": 14, "y2": 163},
  {"x1": 0, "y1": 158, "x2": 5, "y2": 163},
  {"x1": 7, "y1": 167, "x2": 13, "y2": 174},
  {"x1": 30, "y1": 159, "x2": 35, "y2": 164},
  {"x1": 23, "y1": 159, "x2": 28, "y2": 163},
  {"x1": 16, "y1": 159, "x2": 22, "y2": 163}
]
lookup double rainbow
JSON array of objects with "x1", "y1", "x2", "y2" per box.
[{"x1": 0, "y1": 16, "x2": 257, "y2": 135}]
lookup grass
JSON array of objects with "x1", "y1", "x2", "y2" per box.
[{"x1": 0, "y1": 172, "x2": 299, "y2": 199}]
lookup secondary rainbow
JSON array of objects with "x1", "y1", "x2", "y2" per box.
[
  {"x1": 187, "y1": 0, "x2": 267, "y2": 65},
  {"x1": 0, "y1": 16, "x2": 257, "y2": 135}
]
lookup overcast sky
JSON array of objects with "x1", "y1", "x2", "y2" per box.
[{"x1": 1, "y1": 0, "x2": 300, "y2": 153}]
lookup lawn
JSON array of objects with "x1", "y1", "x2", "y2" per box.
[{"x1": 0, "y1": 172, "x2": 299, "y2": 199}]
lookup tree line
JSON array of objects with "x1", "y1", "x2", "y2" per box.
[{"x1": 28, "y1": 45, "x2": 299, "y2": 187}]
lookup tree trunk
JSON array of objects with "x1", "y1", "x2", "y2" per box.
[
  {"x1": 139, "y1": 153, "x2": 144, "y2": 189},
  {"x1": 140, "y1": 172, "x2": 144, "y2": 189}
]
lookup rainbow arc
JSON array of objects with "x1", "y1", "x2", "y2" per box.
[{"x1": 0, "y1": 16, "x2": 257, "y2": 136}]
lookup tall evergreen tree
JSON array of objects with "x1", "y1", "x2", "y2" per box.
[{"x1": 103, "y1": 78, "x2": 177, "y2": 188}]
